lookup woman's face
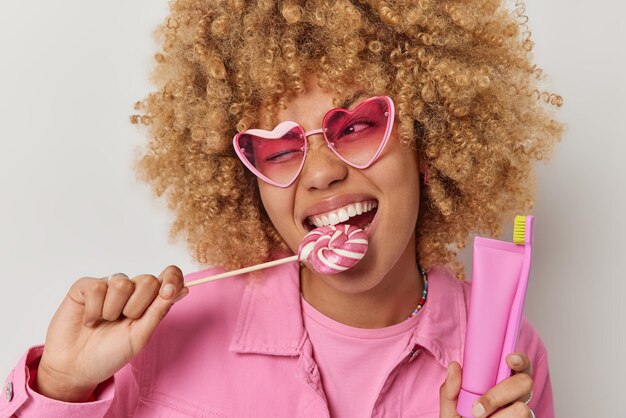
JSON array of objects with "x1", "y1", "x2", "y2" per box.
[{"x1": 257, "y1": 80, "x2": 421, "y2": 294}]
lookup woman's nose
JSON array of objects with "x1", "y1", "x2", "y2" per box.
[{"x1": 299, "y1": 134, "x2": 348, "y2": 190}]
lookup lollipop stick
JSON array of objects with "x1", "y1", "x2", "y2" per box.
[{"x1": 184, "y1": 255, "x2": 299, "y2": 288}]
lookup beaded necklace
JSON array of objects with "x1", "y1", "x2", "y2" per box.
[{"x1": 406, "y1": 265, "x2": 429, "y2": 320}]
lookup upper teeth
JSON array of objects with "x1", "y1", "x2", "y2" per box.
[{"x1": 308, "y1": 200, "x2": 378, "y2": 227}]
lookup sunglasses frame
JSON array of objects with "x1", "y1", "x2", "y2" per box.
[{"x1": 233, "y1": 95, "x2": 395, "y2": 188}]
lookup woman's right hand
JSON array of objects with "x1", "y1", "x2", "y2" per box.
[{"x1": 35, "y1": 265, "x2": 188, "y2": 402}]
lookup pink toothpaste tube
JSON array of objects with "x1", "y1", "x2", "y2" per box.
[{"x1": 456, "y1": 216, "x2": 535, "y2": 417}]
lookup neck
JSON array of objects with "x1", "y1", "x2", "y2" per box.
[{"x1": 300, "y1": 233, "x2": 423, "y2": 328}]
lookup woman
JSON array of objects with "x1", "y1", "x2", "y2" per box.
[{"x1": 0, "y1": 1, "x2": 562, "y2": 417}]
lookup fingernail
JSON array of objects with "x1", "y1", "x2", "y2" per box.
[
  {"x1": 161, "y1": 284, "x2": 175, "y2": 299},
  {"x1": 472, "y1": 401, "x2": 485, "y2": 417},
  {"x1": 510, "y1": 354, "x2": 522, "y2": 366},
  {"x1": 173, "y1": 290, "x2": 189, "y2": 303}
]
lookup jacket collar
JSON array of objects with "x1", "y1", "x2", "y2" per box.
[{"x1": 229, "y1": 262, "x2": 466, "y2": 367}]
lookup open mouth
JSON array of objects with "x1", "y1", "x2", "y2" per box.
[{"x1": 305, "y1": 200, "x2": 378, "y2": 232}]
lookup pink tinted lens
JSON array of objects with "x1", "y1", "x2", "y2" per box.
[
  {"x1": 236, "y1": 126, "x2": 305, "y2": 185},
  {"x1": 324, "y1": 97, "x2": 391, "y2": 167}
]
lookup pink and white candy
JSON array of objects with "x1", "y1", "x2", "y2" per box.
[
  {"x1": 185, "y1": 224, "x2": 369, "y2": 287},
  {"x1": 298, "y1": 225, "x2": 369, "y2": 274}
]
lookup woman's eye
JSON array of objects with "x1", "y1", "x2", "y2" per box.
[
  {"x1": 339, "y1": 121, "x2": 374, "y2": 137},
  {"x1": 265, "y1": 149, "x2": 301, "y2": 163}
]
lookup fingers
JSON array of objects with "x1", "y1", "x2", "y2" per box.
[
  {"x1": 507, "y1": 352, "x2": 532, "y2": 377},
  {"x1": 488, "y1": 401, "x2": 534, "y2": 418},
  {"x1": 81, "y1": 279, "x2": 108, "y2": 326},
  {"x1": 122, "y1": 274, "x2": 161, "y2": 319},
  {"x1": 439, "y1": 362, "x2": 462, "y2": 418},
  {"x1": 157, "y1": 264, "x2": 186, "y2": 301},
  {"x1": 66, "y1": 266, "x2": 187, "y2": 328},
  {"x1": 471, "y1": 372, "x2": 533, "y2": 418},
  {"x1": 102, "y1": 274, "x2": 134, "y2": 321},
  {"x1": 131, "y1": 265, "x2": 188, "y2": 343}
]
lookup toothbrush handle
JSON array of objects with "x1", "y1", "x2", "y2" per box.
[
  {"x1": 496, "y1": 216, "x2": 534, "y2": 383},
  {"x1": 495, "y1": 253, "x2": 531, "y2": 383}
]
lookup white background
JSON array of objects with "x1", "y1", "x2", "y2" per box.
[{"x1": 1, "y1": 1, "x2": 624, "y2": 416}]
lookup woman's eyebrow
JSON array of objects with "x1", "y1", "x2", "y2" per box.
[{"x1": 340, "y1": 91, "x2": 367, "y2": 109}]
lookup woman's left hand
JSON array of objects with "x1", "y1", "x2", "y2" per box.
[{"x1": 439, "y1": 353, "x2": 534, "y2": 417}]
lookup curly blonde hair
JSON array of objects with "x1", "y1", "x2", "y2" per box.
[{"x1": 131, "y1": 0, "x2": 563, "y2": 278}]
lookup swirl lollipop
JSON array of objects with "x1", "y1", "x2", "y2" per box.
[
  {"x1": 298, "y1": 225, "x2": 368, "y2": 274},
  {"x1": 185, "y1": 225, "x2": 369, "y2": 287}
]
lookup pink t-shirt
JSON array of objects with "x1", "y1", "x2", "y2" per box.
[{"x1": 302, "y1": 297, "x2": 423, "y2": 418}]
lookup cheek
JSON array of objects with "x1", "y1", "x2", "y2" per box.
[
  {"x1": 375, "y1": 127, "x2": 420, "y2": 187},
  {"x1": 378, "y1": 146, "x2": 420, "y2": 192},
  {"x1": 373, "y1": 147, "x2": 421, "y2": 225}
]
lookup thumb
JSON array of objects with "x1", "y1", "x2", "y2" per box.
[{"x1": 439, "y1": 361, "x2": 462, "y2": 418}]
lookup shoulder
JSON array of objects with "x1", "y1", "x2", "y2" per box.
[
  {"x1": 428, "y1": 264, "x2": 467, "y2": 291},
  {"x1": 427, "y1": 264, "x2": 470, "y2": 308}
]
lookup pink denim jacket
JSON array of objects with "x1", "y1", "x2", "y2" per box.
[{"x1": 0, "y1": 263, "x2": 554, "y2": 417}]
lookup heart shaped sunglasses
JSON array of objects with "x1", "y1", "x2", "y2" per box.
[{"x1": 233, "y1": 96, "x2": 395, "y2": 187}]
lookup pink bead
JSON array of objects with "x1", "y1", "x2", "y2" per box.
[{"x1": 298, "y1": 225, "x2": 368, "y2": 274}]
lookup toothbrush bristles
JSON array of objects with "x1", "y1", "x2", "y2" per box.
[{"x1": 513, "y1": 215, "x2": 526, "y2": 244}]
